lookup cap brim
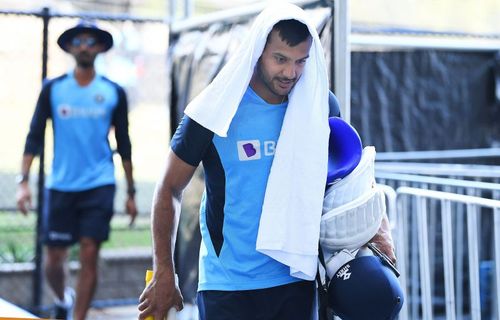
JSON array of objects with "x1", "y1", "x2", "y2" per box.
[{"x1": 57, "y1": 26, "x2": 113, "y2": 52}]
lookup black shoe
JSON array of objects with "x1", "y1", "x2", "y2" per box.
[
  {"x1": 51, "y1": 304, "x2": 69, "y2": 320},
  {"x1": 51, "y1": 287, "x2": 75, "y2": 320}
]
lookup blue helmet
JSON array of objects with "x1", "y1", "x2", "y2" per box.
[
  {"x1": 328, "y1": 255, "x2": 404, "y2": 320},
  {"x1": 327, "y1": 117, "x2": 362, "y2": 184}
]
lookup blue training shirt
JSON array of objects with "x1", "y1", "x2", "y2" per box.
[
  {"x1": 24, "y1": 72, "x2": 132, "y2": 191},
  {"x1": 171, "y1": 86, "x2": 302, "y2": 291}
]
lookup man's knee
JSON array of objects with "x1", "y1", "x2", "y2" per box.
[
  {"x1": 45, "y1": 246, "x2": 68, "y2": 266},
  {"x1": 79, "y1": 237, "x2": 100, "y2": 266}
]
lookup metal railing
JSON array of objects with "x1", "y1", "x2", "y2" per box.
[
  {"x1": 379, "y1": 184, "x2": 410, "y2": 320},
  {"x1": 376, "y1": 148, "x2": 500, "y2": 162},
  {"x1": 376, "y1": 162, "x2": 500, "y2": 180},
  {"x1": 376, "y1": 154, "x2": 500, "y2": 320},
  {"x1": 394, "y1": 187, "x2": 500, "y2": 320}
]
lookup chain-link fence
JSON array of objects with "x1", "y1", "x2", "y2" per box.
[
  {"x1": 0, "y1": 7, "x2": 171, "y2": 314},
  {"x1": 0, "y1": 9, "x2": 170, "y2": 213}
]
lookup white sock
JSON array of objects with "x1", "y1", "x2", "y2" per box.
[
  {"x1": 54, "y1": 296, "x2": 66, "y2": 307},
  {"x1": 54, "y1": 287, "x2": 74, "y2": 307}
]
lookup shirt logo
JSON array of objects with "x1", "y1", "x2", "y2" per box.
[
  {"x1": 237, "y1": 140, "x2": 261, "y2": 161},
  {"x1": 94, "y1": 94, "x2": 105, "y2": 103},
  {"x1": 57, "y1": 104, "x2": 106, "y2": 119},
  {"x1": 58, "y1": 104, "x2": 72, "y2": 119},
  {"x1": 336, "y1": 264, "x2": 352, "y2": 280}
]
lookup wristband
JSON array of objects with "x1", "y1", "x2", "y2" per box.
[
  {"x1": 127, "y1": 187, "x2": 136, "y2": 196},
  {"x1": 16, "y1": 174, "x2": 29, "y2": 184}
]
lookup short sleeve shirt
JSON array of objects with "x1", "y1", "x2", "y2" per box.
[{"x1": 171, "y1": 87, "x2": 302, "y2": 291}]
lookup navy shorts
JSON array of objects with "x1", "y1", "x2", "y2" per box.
[
  {"x1": 196, "y1": 280, "x2": 316, "y2": 320},
  {"x1": 42, "y1": 185, "x2": 115, "y2": 246}
]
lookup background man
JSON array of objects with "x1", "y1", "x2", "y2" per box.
[{"x1": 16, "y1": 20, "x2": 137, "y2": 320}]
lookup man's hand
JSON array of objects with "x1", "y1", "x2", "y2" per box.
[
  {"x1": 125, "y1": 196, "x2": 138, "y2": 227},
  {"x1": 16, "y1": 183, "x2": 31, "y2": 215},
  {"x1": 138, "y1": 270, "x2": 184, "y2": 320},
  {"x1": 368, "y1": 214, "x2": 396, "y2": 264}
]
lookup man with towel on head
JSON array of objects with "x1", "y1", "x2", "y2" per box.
[{"x1": 139, "y1": 2, "x2": 392, "y2": 319}]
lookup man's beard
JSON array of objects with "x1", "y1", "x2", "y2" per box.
[
  {"x1": 76, "y1": 52, "x2": 95, "y2": 68},
  {"x1": 77, "y1": 61, "x2": 93, "y2": 68},
  {"x1": 257, "y1": 62, "x2": 297, "y2": 97}
]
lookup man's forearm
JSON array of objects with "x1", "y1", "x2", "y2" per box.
[
  {"x1": 150, "y1": 150, "x2": 197, "y2": 280},
  {"x1": 20, "y1": 154, "x2": 35, "y2": 180},
  {"x1": 369, "y1": 214, "x2": 396, "y2": 263},
  {"x1": 151, "y1": 181, "x2": 182, "y2": 278},
  {"x1": 122, "y1": 159, "x2": 135, "y2": 196},
  {"x1": 16, "y1": 154, "x2": 36, "y2": 214}
]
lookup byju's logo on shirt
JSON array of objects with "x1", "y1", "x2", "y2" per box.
[
  {"x1": 237, "y1": 140, "x2": 277, "y2": 161},
  {"x1": 237, "y1": 140, "x2": 261, "y2": 161}
]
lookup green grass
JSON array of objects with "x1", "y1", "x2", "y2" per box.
[
  {"x1": 0, "y1": 211, "x2": 152, "y2": 263},
  {"x1": 0, "y1": 212, "x2": 36, "y2": 262},
  {"x1": 104, "y1": 215, "x2": 152, "y2": 249}
]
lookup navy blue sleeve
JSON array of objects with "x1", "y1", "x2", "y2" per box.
[
  {"x1": 112, "y1": 85, "x2": 132, "y2": 161},
  {"x1": 170, "y1": 115, "x2": 214, "y2": 167},
  {"x1": 24, "y1": 81, "x2": 53, "y2": 155},
  {"x1": 329, "y1": 90, "x2": 341, "y2": 118}
]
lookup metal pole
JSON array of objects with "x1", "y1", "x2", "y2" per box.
[
  {"x1": 466, "y1": 203, "x2": 481, "y2": 320},
  {"x1": 494, "y1": 192, "x2": 500, "y2": 320},
  {"x1": 167, "y1": 0, "x2": 179, "y2": 138},
  {"x1": 32, "y1": 6, "x2": 49, "y2": 315},
  {"x1": 416, "y1": 196, "x2": 433, "y2": 319},
  {"x1": 184, "y1": 0, "x2": 194, "y2": 18},
  {"x1": 333, "y1": 0, "x2": 351, "y2": 122},
  {"x1": 329, "y1": 2, "x2": 335, "y2": 94},
  {"x1": 441, "y1": 199, "x2": 456, "y2": 320},
  {"x1": 169, "y1": 0, "x2": 176, "y2": 21}
]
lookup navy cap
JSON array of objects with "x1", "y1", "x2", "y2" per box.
[
  {"x1": 328, "y1": 256, "x2": 404, "y2": 320},
  {"x1": 57, "y1": 20, "x2": 113, "y2": 52}
]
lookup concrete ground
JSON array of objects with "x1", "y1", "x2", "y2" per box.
[
  {"x1": 0, "y1": 298, "x2": 198, "y2": 320},
  {"x1": 87, "y1": 305, "x2": 139, "y2": 320},
  {"x1": 87, "y1": 303, "x2": 198, "y2": 320}
]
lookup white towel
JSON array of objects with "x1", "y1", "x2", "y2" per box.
[{"x1": 185, "y1": 2, "x2": 330, "y2": 281}]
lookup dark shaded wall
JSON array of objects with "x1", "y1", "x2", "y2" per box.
[{"x1": 351, "y1": 50, "x2": 499, "y2": 152}]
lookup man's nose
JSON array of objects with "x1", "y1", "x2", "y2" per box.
[{"x1": 282, "y1": 63, "x2": 296, "y2": 79}]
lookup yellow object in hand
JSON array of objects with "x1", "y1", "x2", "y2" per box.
[{"x1": 145, "y1": 269, "x2": 154, "y2": 320}]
